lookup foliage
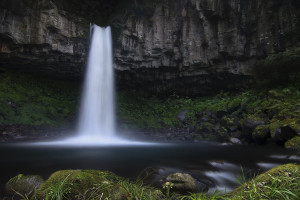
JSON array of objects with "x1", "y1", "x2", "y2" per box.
[
  {"x1": 181, "y1": 191, "x2": 222, "y2": 200},
  {"x1": 254, "y1": 47, "x2": 300, "y2": 85},
  {"x1": 224, "y1": 164, "x2": 300, "y2": 200},
  {"x1": 117, "y1": 85, "x2": 300, "y2": 135},
  {"x1": 6, "y1": 164, "x2": 297, "y2": 200},
  {"x1": 0, "y1": 71, "x2": 80, "y2": 127}
]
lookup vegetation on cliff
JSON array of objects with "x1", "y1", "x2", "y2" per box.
[
  {"x1": 0, "y1": 70, "x2": 79, "y2": 128},
  {"x1": 117, "y1": 85, "x2": 300, "y2": 143}
]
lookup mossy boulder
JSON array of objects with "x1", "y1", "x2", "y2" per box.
[
  {"x1": 252, "y1": 125, "x2": 270, "y2": 143},
  {"x1": 270, "y1": 120, "x2": 299, "y2": 143},
  {"x1": 4, "y1": 174, "x2": 44, "y2": 197},
  {"x1": 285, "y1": 136, "x2": 300, "y2": 151},
  {"x1": 32, "y1": 170, "x2": 129, "y2": 200},
  {"x1": 165, "y1": 173, "x2": 197, "y2": 194},
  {"x1": 224, "y1": 164, "x2": 300, "y2": 199},
  {"x1": 32, "y1": 169, "x2": 166, "y2": 200}
]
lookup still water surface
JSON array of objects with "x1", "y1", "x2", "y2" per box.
[{"x1": 0, "y1": 141, "x2": 299, "y2": 194}]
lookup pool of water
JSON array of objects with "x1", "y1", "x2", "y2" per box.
[{"x1": 0, "y1": 141, "x2": 299, "y2": 194}]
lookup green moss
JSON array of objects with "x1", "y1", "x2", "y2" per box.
[
  {"x1": 117, "y1": 85, "x2": 300, "y2": 133},
  {"x1": 0, "y1": 71, "x2": 80, "y2": 127},
  {"x1": 270, "y1": 119, "x2": 300, "y2": 138},
  {"x1": 33, "y1": 170, "x2": 128, "y2": 200},
  {"x1": 252, "y1": 125, "x2": 270, "y2": 142},
  {"x1": 224, "y1": 164, "x2": 300, "y2": 200},
  {"x1": 33, "y1": 169, "x2": 166, "y2": 200},
  {"x1": 285, "y1": 136, "x2": 300, "y2": 151}
]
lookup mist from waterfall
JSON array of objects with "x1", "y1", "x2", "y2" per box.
[{"x1": 77, "y1": 25, "x2": 115, "y2": 141}]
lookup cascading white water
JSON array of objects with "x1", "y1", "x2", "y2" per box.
[
  {"x1": 34, "y1": 24, "x2": 153, "y2": 145},
  {"x1": 77, "y1": 25, "x2": 115, "y2": 140}
]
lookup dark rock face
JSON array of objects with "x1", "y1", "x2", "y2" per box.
[
  {"x1": 115, "y1": 0, "x2": 300, "y2": 95},
  {"x1": 0, "y1": 0, "x2": 300, "y2": 94},
  {"x1": 0, "y1": 0, "x2": 87, "y2": 77}
]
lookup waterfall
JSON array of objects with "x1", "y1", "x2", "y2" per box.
[
  {"x1": 34, "y1": 24, "x2": 152, "y2": 145},
  {"x1": 77, "y1": 25, "x2": 115, "y2": 139}
]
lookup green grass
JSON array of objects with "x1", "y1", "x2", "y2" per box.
[
  {"x1": 224, "y1": 164, "x2": 300, "y2": 200},
  {"x1": 8, "y1": 164, "x2": 293, "y2": 200}
]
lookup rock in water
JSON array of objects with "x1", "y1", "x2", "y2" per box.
[
  {"x1": 230, "y1": 137, "x2": 242, "y2": 144},
  {"x1": 165, "y1": 173, "x2": 197, "y2": 194},
  {"x1": 252, "y1": 125, "x2": 270, "y2": 143},
  {"x1": 4, "y1": 174, "x2": 44, "y2": 197}
]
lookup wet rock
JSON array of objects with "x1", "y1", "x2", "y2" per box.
[
  {"x1": 230, "y1": 137, "x2": 242, "y2": 144},
  {"x1": 252, "y1": 125, "x2": 270, "y2": 143},
  {"x1": 271, "y1": 125, "x2": 298, "y2": 143},
  {"x1": 165, "y1": 173, "x2": 197, "y2": 194},
  {"x1": 4, "y1": 174, "x2": 44, "y2": 197},
  {"x1": 243, "y1": 118, "x2": 265, "y2": 132},
  {"x1": 196, "y1": 181, "x2": 208, "y2": 193},
  {"x1": 177, "y1": 109, "x2": 189, "y2": 122}
]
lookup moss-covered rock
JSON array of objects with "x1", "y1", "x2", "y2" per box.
[
  {"x1": 32, "y1": 170, "x2": 128, "y2": 200},
  {"x1": 243, "y1": 117, "x2": 265, "y2": 131},
  {"x1": 4, "y1": 174, "x2": 44, "y2": 197},
  {"x1": 165, "y1": 173, "x2": 197, "y2": 194},
  {"x1": 285, "y1": 136, "x2": 300, "y2": 151},
  {"x1": 32, "y1": 169, "x2": 166, "y2": 200},
  {"x1": 270, "y1": 120, "x2": 299, "y2": 143},
  {"x1": 224, "y1": 164, "x2": 300, "y2": 200},
  {"x1": 252, "y1": 125, "x2": 270, "y2": 143}
]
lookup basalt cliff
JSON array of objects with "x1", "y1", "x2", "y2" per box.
[{"x1": 1, "y1": 0, "x2": 299, "y2": 95}]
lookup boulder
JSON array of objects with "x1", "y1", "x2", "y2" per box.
[
  {"x1": 271, "y1": 125, "x2": 298, "y2": 143},
  {"x1": 230, "y1": 137, "x2": 242, "y2": 144},
  {"x1": 165, "y1": 173, "x2": 197, "y2": 194},
  {"x1": 243, "y1": 118, "x2": 265, "y2": 132},
  {"x1": 33, "y1": 170, "x2": 129, "y2": 200},
  {"x1": 4, "y1": 174, "x2": 44, "y2": 197},
  {"x1": 252, "y1": 125, "x2": 270, "y2": 143}
]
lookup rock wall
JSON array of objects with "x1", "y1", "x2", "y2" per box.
[
  {"x1": 115, "y1": 0, "x2": 300, "y2": 95},
  {"x1": 0, "y1": 0, "x2": 299, "y2": 94},
  {"x1": 0, "y1": 0, "x2": 87, "y2": 77}
]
